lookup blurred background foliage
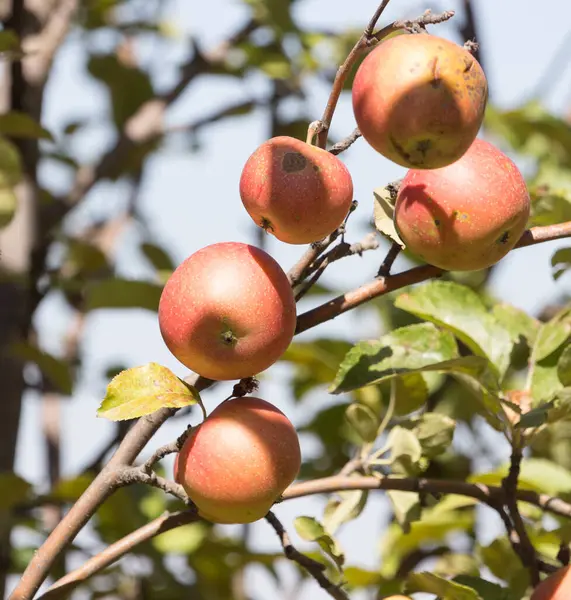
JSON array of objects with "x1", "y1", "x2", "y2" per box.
[{"x1": 2, "y1": 0, "x2": 571, "y2": 599}]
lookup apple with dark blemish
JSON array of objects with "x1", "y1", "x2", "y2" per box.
[
  {"x1": 158, "y1": 242, "x2": 296, "y2": 380},
  {"x1": 239, "y1": 136, "x2": 354, "y2": 244},
  {"x1": 352, "y1": 33, "x2": 488, "y2": 169},
  {"x1": 394, "y1": 138, "x2": 530, "y2": 271}
]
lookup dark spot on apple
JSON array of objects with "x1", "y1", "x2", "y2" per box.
[
  {"x1": 497, "y1": 231, "x2": 510, "y2": 244},
  {"x1": 260, "y1": 217, "x2": 274, "y2": 233},
  {"x1": 313, "y1": 165, "x2": 320, "y2": 172},
  {"x1": 282, "y1": 152, "x2": 307, "y2": 173},
  {"x1": 416, "y1": 139, "x2": 432, "y2": 155},
  {"x1": 434, "y1": 219, "x2": 441, "y2": 227}
]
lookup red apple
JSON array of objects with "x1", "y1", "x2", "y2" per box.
[
  {"x1": 158, "y1": 242, "x2": 296, "y2": 381},
  {"x1": 394, "y1": 138, "x2": 530, "y2": 271},
  {"x1": 531, "y1": 565, "x2": 571, "y2": 600},
  {"x1": 175, "y1": 396, "x2": 301, "y2": 524},
  {"x1": 352, "y1": 33, "x2": 488, "y2": 169},
  {"x1": 239, "y1": 136, "x2": 354, "y2": 244}
]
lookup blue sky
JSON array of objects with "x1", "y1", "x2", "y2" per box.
[{"x1": 12, "y1": 1, "x2": 571, "y2": 598}]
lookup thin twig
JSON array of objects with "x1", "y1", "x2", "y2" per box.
[
  {"x1": 140, "y1": 425, "x2": 193, "y2": 475},
  {"x1": 377, "y1": 241, "x2": 401, "y2": 278},
  {"x1": 329, "y1": 128, "x2": 362, "y2": 156},
  {"x1": 295, "y1": 233, "x2": 379, "y2": 301},
  {"x1": 287, "y1": 231, "x2": 341, "y2": 287},
  {"x1": 296, "y1": 220, "x2": 571, "y2": 334},
  {"x1": 265, "y1": 512, "x2": 349, "y2": 600},
  {"x1": 315, "y1": 0, "x2": 393, "y2": 148},
  {"x1": 501, "y1": 442, "x2": 540, "y2": 586},
  {"x1": 117, "y1": 466, "x2": 189, "y2": 504}
]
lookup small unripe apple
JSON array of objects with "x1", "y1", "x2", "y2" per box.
[
  {"x1": 239, "y1": 136, "x2": 354, "y2": 244},
  {"x1": 158, "y1": 242, "x2": 296, "y2": 381},
  {"x1": 352, "y1": 33, "x2": 488, "y2": 169},
  {"x1": 394, "y1": 138, "x2": 530, "y2": 271},
  {"x1": 531, "y1": 565, "x2": 571, "y2": 600},
  {"x1": 174, "y1": 396, "x2": 301, "y2": 524}
]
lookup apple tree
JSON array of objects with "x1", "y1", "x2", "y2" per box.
[{"x1": 4, "y1": 1, "x2": 571, "y2": 600}]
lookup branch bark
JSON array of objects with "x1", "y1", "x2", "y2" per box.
[
  {"x1": 296, "y1": 221, "x2": 571, "y2": 334},
  {"x1": 265, "y1": 511, "x2": 349, "y2": 600}
]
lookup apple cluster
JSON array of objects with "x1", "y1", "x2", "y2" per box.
[{"x1": 157, "y1": 33, "x2": 532, "y2": 526}]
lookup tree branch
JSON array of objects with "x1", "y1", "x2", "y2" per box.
[
  {"x1": 328, "y1": 127, "x2": 361, "y2": 155},
  {"x1": 265, "y1": 511, "x2": 349, "y2": 600},
  {"x1": 59, "y1": 18, "x2": 259, "y2": 209},
  {"x1": 37, "y1": 510, "x2": 199, "y2": 600},
  {"x1": 315, "y1": 0, "x2": 393, "y2": 148},
  {"x1": 296, "y1": 220, "x2": 571, "y2": 334},
  {"x1": 295, "y1": 233, "x2": 379, "y2": 301},
  {"x1": 501, "y1": 442, "x2": 540, "y2": 586}
]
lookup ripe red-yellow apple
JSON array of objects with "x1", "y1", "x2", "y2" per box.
[
  {"x1": 352, "y1": 33, "x2": 488, "y2": 169},
  {"x1": 394, "y1": 138, "x2": 530, "y2": 271},
  {"x1": 158, "y1": 242, "x2": 296, "y2": 381},
  {"x1": 531, "y1": 565, "x2": 571, "y2": 600},
  {"x1": 174, "y1": 396, "x2": 301, "y2": 524},
  {"x1": 239, "y1": 136, "x2": 354, "y2": 244}
]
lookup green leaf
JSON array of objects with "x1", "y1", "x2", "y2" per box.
[
  {"x1": 479, "y1": 537, "x2": 529, "y2": 595},
  {"x1": 552, "y1": 248, "x2": 571, "y2": 280},
  {"x1": 558, "y1": 344, "x2": 571, "y2": 386},
  {"x1": 0, "y1": 30, "x2": 21, "y2": 54},
  {"x1": 533, "y1": 306, "x2": 571, "y2": 361},
  {"x1": 330, "y1": 322, "x2": 458, "y2": 394},
  {"x1": 0, "y1": 188, "x2": 17, "y2": 228},
  {"x1": 387, "y1": 426, "x2": 422, "y2": 476},
  {"x1": 469, "y1": 458, "x2": 571, "y2": 496},
  {"x1": 85, "y1": 278, "x2": 163, "y2": 312},
  {"x1": 88, "y1": 54, "x2": 154, "y2": 127},
  {"x1": 11, "y1": 342, "x2": 73, "y2": 395},
  {"x1": 406, "y1": 572, "x2": 481, "y2": 599},
  {"x1": 379, "y1": 495, "x2": 476, "y2": 578},
  {"x1": 373, "y1": 184, "x2": 405, "y2": 247},
  {"x1": 97, "y1": 362, "x2": 200, "y2": 421},
  {"x1": 0, "y1": 473, "x2": 32, "y2": 511},
  {"x1": 141, "y1": 242, "x2": 175, "y2": 272},
  {"x1": 344, "y1": 403, "x2": 379, "y2": 443},
  {"x1": 294, "y1": 516, "x2": 344, "y2": 570},
  {"x1": 323, "y1": 487, "x2": 368, "y2": 535},
  {"x1": 395, "y1": 281, "x2": 513, "y2": 378},
  {"x1": 454, "y1": 575, "x2": 520, "y2": 600},
  {"x1": 387, "y1": 490, "x2": 421, "y2": 530},
  {"x1": 281, "y1": 339, "x2": 353, "y2": 401},
  {"x1": 492, "y1": 303, "x2": 540, "y2": 347},
  {"x1": 0, "y1": 137, "x2": 23, "y2": 187},
  {"x1": 153, "y1": 522, "x2": 208, "y2": 555},
  {"x1": 405, "y1": 413, "x2": 456, "y2": 458},
  {"x1": 0, "y1": 111, "x2": 53, "y2": 140},
  {"x1": 343, "y1": 566, "x2": 381, "y2": 589},
  {"x1": 51, "y1": 474, "x2": 94, "y2": 500},
  {"x1": 531, "y1": 343, "x2": 567, "y2": 404}
]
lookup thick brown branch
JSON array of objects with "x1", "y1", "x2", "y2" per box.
[
  {"x1": 265, "y1": 512, "x2": 349, "y2": 600},
  {"x1": 38, "y1": 510, "x2": 199, "y2": 600},
  {"x1": 43, "y1": 473, "x2": 571, "y2": 595},
  {"x1": 296, "y1": 221, "x2": 571, "y2": 334}
]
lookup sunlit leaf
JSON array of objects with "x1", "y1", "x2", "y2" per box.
[
  {"x1": 97, "y1": 362, "x2": 200, "y2": 421},
  {"x1": 330, "y1": 322, "x2": 458, "y2": 394},
  {"x1": 344, "y1": 403, "x2": 379, "y2": 443},
  {"x1": 395, "y1": 281, "x2": 512, "y2": 378},
  {"x1": 294, "y1": 516, "x2": 344, "y2": 570},
  {"x1": 373, "y1": 184, "x2": 405, "y2": 247},
  {"x1": 406, "y1": 571, "x2": 481, "y2": 599},
  {"x1": 323, "y1": 487, "x2": 368, "y2": 535}
]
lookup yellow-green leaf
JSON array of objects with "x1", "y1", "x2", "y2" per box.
[{"x1": 97, "y1": 362, "x2": 200, "y2": 421}]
